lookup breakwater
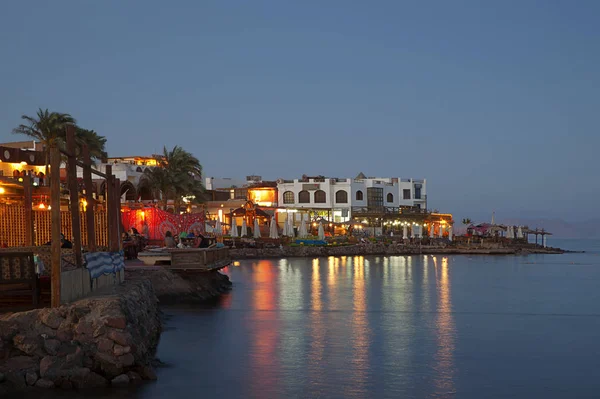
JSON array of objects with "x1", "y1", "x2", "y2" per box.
[
  {"x1": 0, "y1": 280, "x2": 161, "y2": 393},
  {"x1": 230, "y1": 243, "x2": 564, "y2": 259}
]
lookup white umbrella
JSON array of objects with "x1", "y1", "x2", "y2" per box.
[
  {"x1": 411, "y1": 225, "x2": 415, "y2": 239},
  {"x1": 230, "y1": 218, "x2": 238, "y2": 237},
  {"x1": 448, "y1": 226, "x2": 453, "y2": 241},
  {"x1": 429, "y1": 225, "x2": 434, "y2": 238},
  {"x1": 438, "y1": 224, "x2": 444, "y2": 238},
  {"x1": 205, "y1": 222, "x2": 213, "y2": 234},
  {"x1": 269, "y1": 217, "x2": 279, "y2": 239},
  {"x1": 287, "y1": 213, "x2": 295, "y2": 237},
  {"x1": 215, "y1": 219, "x2": 222, "y2": 236},
  {"x1": 241, "y1": 219, "x2": 248, "y2": 237},
  {"x1": 507, "y1": 226, "x2": 513, "y2": 239},
  {"x1": 390, "y1": 231, "x2": 394, "y2": 237},
  {"x1": 517, "y1": 226, "x2": 523, "y2": 239},
  {"x1": 298, "y1": 214, "x2": 308, "y2": 238},
  {"x1": 253, "y1": 218, "x2": 261, "y2": 238},
  {"x1": 317, "y1": 221, "x2": 325, "y2": 240},
  {"x1": 403, "y1": 225, "x2": 408, "y2": 239}
]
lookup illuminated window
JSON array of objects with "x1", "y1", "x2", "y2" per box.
[
  {"x1": 298, "y1": 190, "x2": 310, "y2": 203},
  {"x1": 387, "y1": 193, "x2": 394, "y2": 203},
  {"x1": 356, "y1": 190, "x2": 364, "y2": 201},
  {"x1": 283, "y1": 191, "x2": 294, "y2": 204},
  {"x1": 335, "y1": 190, "x2": 348, "y2": 204}
]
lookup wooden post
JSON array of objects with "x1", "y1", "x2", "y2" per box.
[
  {"x1": 114, "y1": 178, "x2": 122, "y2": 251},
  {"x1": 23, "y1": 173, "x2": 34, "y2": 246},
  {"x1": 105, "y1": 165, "x2": 117, "y2": 252},
  {"x1": 66, "y1": 125, "x2": 82, "y2": 267},
  {"x1": 82, "y1": 145, "x2": 96, "y2": 252},
  {"x1": 50, "y1": 144, "x2": 61, "y2": 308}
]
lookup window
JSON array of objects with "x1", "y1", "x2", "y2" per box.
[
  {"x1": 298, "y1": 190, "x2": 310, "y2": 203},
  {"x1": 335, "y1": 190, "x2": 348, "y2": 204},
  {"x1": 414, "y1": 184, "x2": 422, "y2": 200},
  {"x1": 367, "y1": 187, "x2": 383, "y2": 207},
  {"x1": 403, "y1": 189, "x2": 411, "y2": 200},
  {"x1": 314, "y1": 190, "x2": 326, "y2": 203},
  {"x1": 283, "y1": 191, "x2": 294, "y2": 204},
  {"x1": 387, "y1": 193, "x2": 394, "y2": 203},
  {"x1": 356, "y1": 190, "x2": 364, "y2": 201}
]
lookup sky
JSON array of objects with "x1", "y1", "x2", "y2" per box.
[{"x1": 0, "y1": 0, "x2": 598, "y2": 223}]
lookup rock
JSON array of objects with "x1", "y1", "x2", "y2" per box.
[
  {"x1": 94, "y1": 352, "x2": 123, "y2": 378},
  {"x1": 56, "y1": 329, "x2": 73, "y2": 342},
  {"x1": 107, "y1": 330, "x2": 132, "y2": 346},
  {"x1": 13, "y1": 334, "x2": 40, "y2": 355},
  {"x1": 3, "y1": 355, "x2": 38, "y2": 371},
  {"x1": 4, "y1": 372, "x2": 26, "y2": 389},
  {"x1": 93, "y1": 325, "x2": 107, "y2": 338},
  {"x1": 40, "y1": 356, "x2": 57, "y2": 378},
  {"x1": 126, "y1": 371, "x2": 141, "y2": 382},
  {"x1": 119, "y1": 353, "x2": 135, "y2": 367},
  {"x1": 97, "y1": 338, "x2": 114, "y2": 353},
  {"x1": 65, "y1": 347, "x2": 83, "y2": 367},
  {"x1": 138, "y1": 365, "x2": 157, "y2": 381},
  {"x1": 85, "y1": 372, "x2": 108, "y2": 388},
  {"x1": 105, "y1": 317, "x2": 127, "y2": 330},
  {"x1": 111, "y1": 374, "x2": 130, "y2": 385},
  {"x1": 25, "y1": 371, "x2": 38, "y2": 386},
  {"x1": 113, "y1": 344, "x2": 128, "y2": 356},
  {"x1": 75, "y1": 321, "x2": 94, "y2": 336},
  {"x1": 35, "y1": 378, "x2": 55, "y2": 389},
  {"x1": 43, "y1": 339, "x2": 61, "y2": 355},
  {"x1": 59, "y1": 379, "x2": 73, "y2": 390},
  {"x1": 41, "y1": 312, "x2": 64, "y2": 329}
]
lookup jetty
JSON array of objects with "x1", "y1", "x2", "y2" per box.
[{"x1": 137, "y1": 247, "x2": 231, "y2": 271}]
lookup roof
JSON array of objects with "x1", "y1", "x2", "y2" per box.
[{"x1": 355, "y1": 172, "x2": 367, "y2": 179}]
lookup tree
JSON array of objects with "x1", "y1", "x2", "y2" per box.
[
  {"x1": 140, "y1": 145, "x2": 204, "y2": 210},
  {"x1": 73, "y1": 128, "x2": 108, "y2": 163},
  {"x1": 12, "y1": 108, "x2": 76, "y2": 176},
  {"x1": 462, "y1": 218, "x2": 472, "y2": 226}
]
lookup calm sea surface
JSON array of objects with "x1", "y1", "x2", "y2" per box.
[{"x1": 33, "y1": 239, "x2": 600, "y2": 399}]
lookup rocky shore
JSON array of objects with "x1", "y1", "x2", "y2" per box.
[
  {"x1": 126, "y1": 267, "x2": 232, "y2": 303},
  {"x1": 230, "y1": 243, "x2": 565, "y2": 259},
  {"x1": 0, "y1": 280, "x2": 161, "y2": 393}
]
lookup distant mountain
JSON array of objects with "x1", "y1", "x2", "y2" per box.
[{"x1": 499, "y1": 218, "x2": 600, "y2": 239}]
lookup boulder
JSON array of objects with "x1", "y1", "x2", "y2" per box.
[
  {"x1": 93, "y1": 325, "x2": 107, "y2": 338},
  {"x1": 39, "y1": 356, "x2": 63, "y2": 379},
  {"x1": 105, "y1": 317, "x2": 127, "y2": 330},
  {"x1": 126, "y1": 371, "x2": 142, "y2": 382},
  {"x1": 111, "y1": 374, "x2": 130, "y2": 385},
  {"x1": 35, "y1": 378, "x2": 55, "y2": 389},
  {"x1": 107, "y1": 330, "x2": 132, "y2": 347},
  {"x1": 97, "y1": 338, "x2": 114, "y2": 353},
  {"x1": 94, "y1": 352, "x2": 123, "y2": 378},
  {"x1": 2, "y1": 355, "x2": 38, "y2": 372},
  {"x1": 119, "y1": 353, "x2": 135, "y2": 367},
  {"x1": 138, "y1": 365, "x2": 157, "y2": 381},
  {"x1": 41, "y1": 312, "x2": 64, "y2": 330},
  {"x1": 43, "y1": 339, "x2": 61, "y2": 356},
  {"x1": 12, "y1": 334, "x2": 40, "y2": 356},
  {"x1": 84, "y1": 372, "x2": 108, "y2": 389},
  {"x1": 113, "y1": 344, "x2": 130, "y2": 356},
  {"x1": 25, "y1": 371, "x2": 38, "y2": 386}
]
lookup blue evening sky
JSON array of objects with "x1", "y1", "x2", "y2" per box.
[{"x1": 0, "y1": 0, "x2": 598, "y2": 222}]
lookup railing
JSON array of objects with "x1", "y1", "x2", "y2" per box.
[{"x1": 351, "y1": 206, "x2": 428, "y2": 215}]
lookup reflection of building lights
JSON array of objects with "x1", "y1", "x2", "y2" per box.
[
  {"x1": 0, "y1": 187, "x2": 4, "y2": 194},
  {"x1": 233, "y1": 261, "x2": 240, "y2": 267},
  {"x1": 18, "y1": 178, "x2": 23, "y2": 182},
  {"x1": 38, "y1": 203, "x2": 46, "y2": 209}
]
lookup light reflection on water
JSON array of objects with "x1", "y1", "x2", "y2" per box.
[{"x1": 33, "y1": 251, "x2": 600, "y2": 399}]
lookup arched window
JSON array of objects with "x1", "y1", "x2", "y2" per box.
[
  {"x1": 283, "y1": 191, "x2": 294, "y2": 204},
  {"x1": 356, "y1": 190, "x2": 364, "y2": 201},
  {"x1": 314, "y1": 190, "x2": 326, "y2": 203},
  {"x1": 387, "y1": 193, "x2": 394, "y2": 203},
  {"x1": 298, "y1": 190, "x2": 310, "y2": 203},
  {"x1": 335, "y1": 190, "x2": 348, "y2": 204}
]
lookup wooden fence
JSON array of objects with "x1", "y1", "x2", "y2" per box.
[{"x1": 0, "y1": 204, "x2": 108, "y2": 248}]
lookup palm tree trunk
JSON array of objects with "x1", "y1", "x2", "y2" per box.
[{"x1": 44, "y1": 150, "x2": 49, "y2": 185}]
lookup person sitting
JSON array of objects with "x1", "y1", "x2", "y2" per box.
[
  {"x1": 164, "y1": 231, "x2": 176, "y2": 248},
  {"x1": 60, "y1": 233, "x2": 73, "y2": 249},
  {"x1": 130, "y1": 227, "x2": 140, "y2": 236},
  {"x1": 187, "y1": 231, "x2": 195, "y2": 238}
]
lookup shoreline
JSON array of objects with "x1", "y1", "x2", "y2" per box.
[{"x1": 229, "y1": 244, "x2": 569, "y2": 259}]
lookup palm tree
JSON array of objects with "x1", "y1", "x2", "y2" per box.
[
  {"x1": 140, "y1": 145, "x2": 204, "y2": 210},
  {"x1": 73, "y1": 128, "x2": 108, "y2": 163},
  {"x1": 12, "y1": 108, "x2": 76, "y2": 176}
]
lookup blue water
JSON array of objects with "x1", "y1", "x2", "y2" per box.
[{"x1": 37, "y1": 239, "x2": 600, "y2": 398}]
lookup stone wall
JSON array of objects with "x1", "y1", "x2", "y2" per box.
[
  {"x1": 0, "y1": 280, "x2": 161, "y2": 392},
  {"x1": 230, "y1": 243, "x2": 563, "y2": 259}
]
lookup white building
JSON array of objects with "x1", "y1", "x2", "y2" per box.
[{"x1": 276, "y1": 173, "x2": 427, "y2": 222}]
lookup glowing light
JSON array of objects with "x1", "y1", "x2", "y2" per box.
[
  {"x1": 20, "y1": 161, "x2": 27, "y2": 165},
  {"x1": 18, "y1": 178, "x2": 23, "y2": 182},
  {"x1": 0, "y1": 187, "x2": 4, "y2": 194},
  {"x1": 38, "y1": 203, "x2": 46, "y2": 209}
]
